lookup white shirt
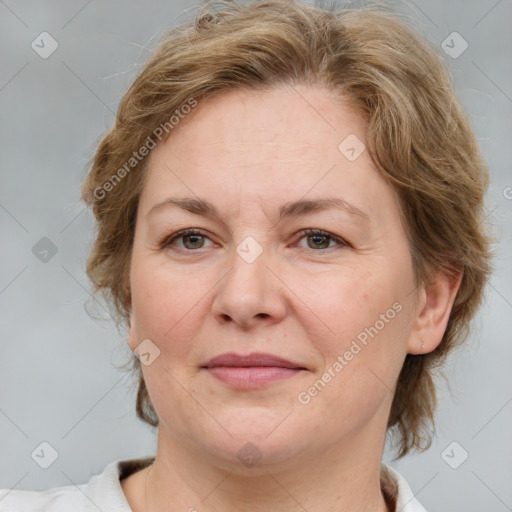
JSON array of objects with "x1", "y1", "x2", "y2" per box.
[{"x1": 0, "y1": 457, "x2": 427, "y2": 511}]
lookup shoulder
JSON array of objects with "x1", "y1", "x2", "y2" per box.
[
  {"x1": 0, "y1": 482, "x2": 94, "y2": 512},
  {"x1": 382, "y1": 464, "x2": 429, "y2": 512},
  {"x1": 0, "y1": 457, "x2": 154, "y2": 512}
]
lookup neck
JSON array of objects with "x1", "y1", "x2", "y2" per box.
[{"x1": 144, "y1": 427, "x2": 392, "y2": 512}]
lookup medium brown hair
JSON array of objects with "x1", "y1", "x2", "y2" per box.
[{"x1": 82, "y1": 0, "x2": 493, "y2": 457}]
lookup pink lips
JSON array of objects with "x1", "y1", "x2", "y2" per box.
[{"x1": 202, "y1": 352, "x2": 307, "y2": 390}]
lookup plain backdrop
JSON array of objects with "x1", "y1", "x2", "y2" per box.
[{"x1": 1, "y1": 1, "x2": 511, "y2": 510}]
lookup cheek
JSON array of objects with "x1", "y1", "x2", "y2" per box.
[
  {"x1": 298, "y1": 263, "x2": 399, "y2": 341},
  {"x1": 295, "y1": 268, "x2": 409, "y2": 430},
  {"x1": 296, "y1": 261, "x2": 410, "y2": 386},
  {"x1": 129, "y1": 257, "x2": 208, "y2": 358}
]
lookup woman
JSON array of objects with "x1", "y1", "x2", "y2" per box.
[{"x1": 0, "y1": 1, "x2": 492, "y2": 510}]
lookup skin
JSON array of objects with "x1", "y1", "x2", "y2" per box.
[{"x1": 121, "y1": 84, "x2": 462, "y2": 512}]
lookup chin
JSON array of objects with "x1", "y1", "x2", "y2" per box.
[
  {"x1": 190, "y1": 413, "x2": 312, "y2": 472},
  {"x1": 204, "y1": 436, "x2": 308, "y2": 474}
]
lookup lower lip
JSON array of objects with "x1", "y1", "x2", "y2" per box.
[{"x1": 205, "y1": 366, "x2": 303, "y2": 389}]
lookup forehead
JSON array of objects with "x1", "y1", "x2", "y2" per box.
[
  {"x1": 140, "y1": 84, "x2": 399, "y2": 225},
  {"x1": 163, "y1": 85, "x2": 365, "y2": 161}
]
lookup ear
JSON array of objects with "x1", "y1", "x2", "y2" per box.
[
  {"x1": 407, "y1": 267, "x2": 463, "y2": 355},
  {"x1": 126, "y1": 312, "x2": 139, "y2": 352},
  {"x1": 123, "y1": 269, "x2": 136, "y2": 350}
]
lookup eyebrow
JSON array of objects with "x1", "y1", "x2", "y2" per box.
[{"x1": 148, "y1": 197, "x2": 370, "y2": 222}]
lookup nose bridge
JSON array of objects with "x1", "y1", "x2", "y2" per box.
[
  {"x1": 211, "y1": 231, "x2": 286, "y2": 326},
  {"x1": 228, "y1": 232, "x2": 271, "y2": 301}
]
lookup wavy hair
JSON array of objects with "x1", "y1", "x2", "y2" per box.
[{"x1": 82, "y1": 0, "x2": 493, "y2": 457}]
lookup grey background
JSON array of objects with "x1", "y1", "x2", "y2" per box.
[{"x1": 0, "y1": 1, "x2": 511, "y2": 510}]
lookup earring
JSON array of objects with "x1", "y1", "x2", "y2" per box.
[{"x1": 420, "y1": 339, "x2": 425, "y2": 350}]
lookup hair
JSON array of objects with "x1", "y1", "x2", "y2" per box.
[{"x1": 82, "y1": 0, "x2": 493, "y2": 458}]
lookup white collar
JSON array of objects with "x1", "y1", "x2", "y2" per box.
[
  {"x1": 92, "y1": 457, "x2": 428, "y2": 512},
  {"x1": 0, "y1": 457, "x2": 428, "y2": 511}
]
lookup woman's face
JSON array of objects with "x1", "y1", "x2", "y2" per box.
[{"x1": 127, "y1": 85, "x2": 422, "y2": 469}]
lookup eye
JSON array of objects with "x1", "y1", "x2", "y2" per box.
[
  {"x1": 161, "y1": 228, "x2": 349, "y2": 253},
  {"x1": 296, "y1": 229, "x2": 348, "y2": 250},
  {"x1": 161, "y1": 229, "x2": 214, "y2": 251}
]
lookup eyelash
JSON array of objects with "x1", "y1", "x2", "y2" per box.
[{"x1": 160, "y1": 228, "x2": 349, "y2": 252}]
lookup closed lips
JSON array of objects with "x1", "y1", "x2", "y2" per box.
[{"x1": 202, "y1": 352, "x2": 307, "y2": 369}]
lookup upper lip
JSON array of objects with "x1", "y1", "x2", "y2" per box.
[{"x1": 202, "y1": 352, "x2": 307, "y2": 370}]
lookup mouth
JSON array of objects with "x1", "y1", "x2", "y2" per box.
[{"x1": 201, "y1": 352, "x2": 308, "y2": 390}]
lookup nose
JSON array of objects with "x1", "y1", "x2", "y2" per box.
[{"x1": 210, "y1": 239, "x2": 288, "y2": 329}]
